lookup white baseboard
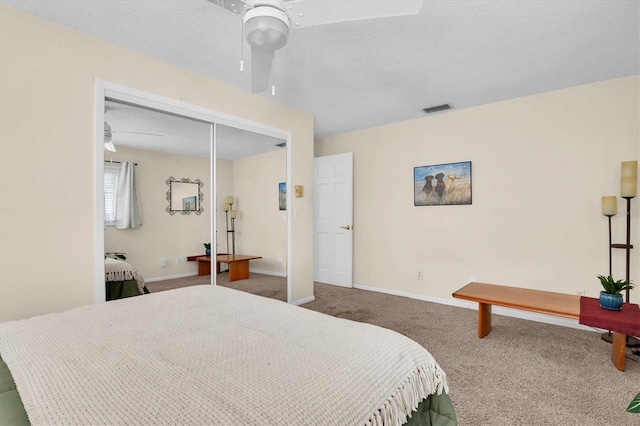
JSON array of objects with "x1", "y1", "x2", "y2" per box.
[
  {"x1": 352, "y1": 283, "x2": 599, "y2": 333},
  {"x1": 250, "y1": 268, "x2": 287, "y2": 278},
  {"x1": 292, "y1": 295, "x2": 315, "y2": 306},
  {"x1": 145, "y1": 272, "x2": 198, "y2": 283}
]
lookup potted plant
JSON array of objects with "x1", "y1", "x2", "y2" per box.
[
  {"x1": 203, "y1": 243, "x2": 211, "y2": 256},
  {"x1": 597, "y1": 275, "x2": 633, "y2": 311},
  {"x1": 628, "y1": 392, "x2": 640, "y2": 413}
]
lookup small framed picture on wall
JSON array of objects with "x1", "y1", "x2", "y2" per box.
[{"x1": 278, "y1": 182, "x2": 286, "y2": 210}]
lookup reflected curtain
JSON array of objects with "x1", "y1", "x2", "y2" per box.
[{"x1": 115, "y1": 161, "x2": 142, "y2": 229}]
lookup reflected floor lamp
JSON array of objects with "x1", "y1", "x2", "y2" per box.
[{"x1": 223, "y1": 196, "x2": 237, "y2": 256}]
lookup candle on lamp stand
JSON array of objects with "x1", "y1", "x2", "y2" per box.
[
  {"x1": 601, "y1": 196, "x2": 617, "y2": 216},
  {"x1": 227, "y1": 195, "x2": 234, "y2": 205},
  {"x1": 621, "y1": 160, "x2": 637, "y2": 178},
  {"x1": 621, "y1": 177, "x2": 637, "y2": 198},
  {"x1": 223, "y1": 203, "x2": 230, "y2": 212}
]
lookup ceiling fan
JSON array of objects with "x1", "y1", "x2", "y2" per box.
[
  {"x1": 104, "y1": 121, "x2": 163, "y2": 152},
  {"x1": 207, "y1": 0, "x2": 423, "y2": 93}
]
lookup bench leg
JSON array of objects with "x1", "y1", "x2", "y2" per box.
[
  {"x1": 228, "y1": 260, "x2": 250, "y2": 282},
  {"x1": 611, "y1": 332, "x2": 626, "y2": 372},
  {"x1": 197, "y1": 260, "x2": 211, "y2": 276},
  {"x1": 478, "y1": 302, "x2": 492, "y2": 338}
]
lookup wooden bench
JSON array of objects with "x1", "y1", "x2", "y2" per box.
[{"x1": 452, "y1": 282, "x2": 628, "y2": 371}]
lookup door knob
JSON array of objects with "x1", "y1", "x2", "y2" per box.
[{"x1": 340, "y1": 225, "x2": 352, "y2": 230}]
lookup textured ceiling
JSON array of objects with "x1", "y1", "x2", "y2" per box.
[{"x1": 3, "y1": 0, "x2": 639, "y2": 145}]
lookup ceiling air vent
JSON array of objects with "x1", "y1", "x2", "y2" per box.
[
  {"x1": 422, "y1": 104, "x2": 453, "y2": 114},
  {"x1": 275, "y1": 142, "x2": 286, "y2": 148}
]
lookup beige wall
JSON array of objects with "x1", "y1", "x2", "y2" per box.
[
  {"x1": 316, "y1": 76, "x2": 640, "y2": 304},
  {"x1": 0, "y1": 5, "x2": 314, "y2": 322},
  {"x1": 233, "y1": 150, "x2": 287, "y2": 275},
  {"x1": 104, "y1": 146, "x2": 211, "y2": 280}
]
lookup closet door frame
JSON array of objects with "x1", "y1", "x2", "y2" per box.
[{"x1": 94, "y1": 80, "x2": 292, "y2": 303}]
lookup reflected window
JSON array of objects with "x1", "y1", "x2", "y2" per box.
[{"x1": 104, "y1": 164, "x2": 120, "y2": 225}]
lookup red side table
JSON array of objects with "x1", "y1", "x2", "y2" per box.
[{"x1": 579, "y1": 297, "x2": 640, "y2": 371}]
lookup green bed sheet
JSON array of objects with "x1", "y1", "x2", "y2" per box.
[
  {"x1": 0, "y1": 356, "x2": 29, "y2": 426},
  {"x1": 405, "y1": 390, "x2": 457, "y2": 426},
  {"x1": 106, "y1": 279, "x2": 149, "y2": 301},
  {"x1": 0, "y1": 355, "x2": 456, "y2": 426}
]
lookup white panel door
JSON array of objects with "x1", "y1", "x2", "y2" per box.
[{"x1": 314, "y1": 153, "x2": 353, "y2": 287}]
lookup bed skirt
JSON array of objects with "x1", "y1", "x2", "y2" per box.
[{"x1": 106, "y1": 279, "x2": 149, "y2": 301}]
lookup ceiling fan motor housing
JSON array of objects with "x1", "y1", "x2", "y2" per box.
[{"x1": 243, "y1": 5, "x2": 290, "y2": 51}]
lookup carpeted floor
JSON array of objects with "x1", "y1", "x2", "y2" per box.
[{"x1": 146, "y1": 273, "x2": 640, "y2": 425}]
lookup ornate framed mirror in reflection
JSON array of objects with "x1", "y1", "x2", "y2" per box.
[{"x1": 166, "y1": 177, "x2": 204, "y2": 215}]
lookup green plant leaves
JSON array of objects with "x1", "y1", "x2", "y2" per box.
[
  {"x1": 627, "y1": 392, "x2": 640, "y2": 413},
  {"x1": 597, "y1": 275, "x2": 634, "y2": 295}
]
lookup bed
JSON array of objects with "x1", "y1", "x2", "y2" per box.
[
  {"x1": 104, "y1": 257, "x2": 149, "y2": 300},
  {"x1": 0, "y1": 285, "x2": 457, "y2": 425}
]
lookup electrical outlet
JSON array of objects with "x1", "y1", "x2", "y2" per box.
[
  {"x1": 160, "y1": 258, "x2": 168, "y2": 267},
  {"x1": 417, "y1": 270, "x2": 423, "y2": 280},
  {"x1": 176, "y1": 257, "x2": 182, "y2": 264},
  {"x1": 575, "y1": 288, "x2": 585, "y2": 296}
]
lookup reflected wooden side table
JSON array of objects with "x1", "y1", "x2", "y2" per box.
[{"x1": 216, "y1": 254, "x2": 262, "y2": 282}]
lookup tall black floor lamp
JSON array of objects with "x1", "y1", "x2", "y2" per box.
[
  {"x1": 601, "y1": 161, "x2": 637, "y2": 348},
  {"x1": 601, "y1": 196, "x2": 616, "y2": 276}
]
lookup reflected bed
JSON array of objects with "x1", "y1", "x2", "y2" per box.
[{"x1": 104, "y1": 257, "x2": 148, "y2": 300}]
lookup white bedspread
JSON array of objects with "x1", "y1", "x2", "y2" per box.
[{"x1": 0, "y1": 285, "x2": 448, "y2": 426}]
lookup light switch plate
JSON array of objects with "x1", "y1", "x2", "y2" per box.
[{"x1": 295, "y1": 185, "x2": 303, "y2": 197}]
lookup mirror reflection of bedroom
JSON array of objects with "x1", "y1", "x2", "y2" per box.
[{"x1": 103, "y1": 100, "x2": 287, "y2": 301}]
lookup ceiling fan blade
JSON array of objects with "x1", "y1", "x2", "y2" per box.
[
  {"x1": 205, "y1": 0, "x2": 252, "y2": 15},
  {"x1": 104, "y1": 122, "x2": 115, "y2": 152},
  {"x1": 285, "y1": 0, "x2": 423, "y2": 28},
  {"x1": 251, "y1": 47, "x2": 274, "y2": 93},
  {"x1": 104, "y1": 140, "x2": 117, "y2": 152}
]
